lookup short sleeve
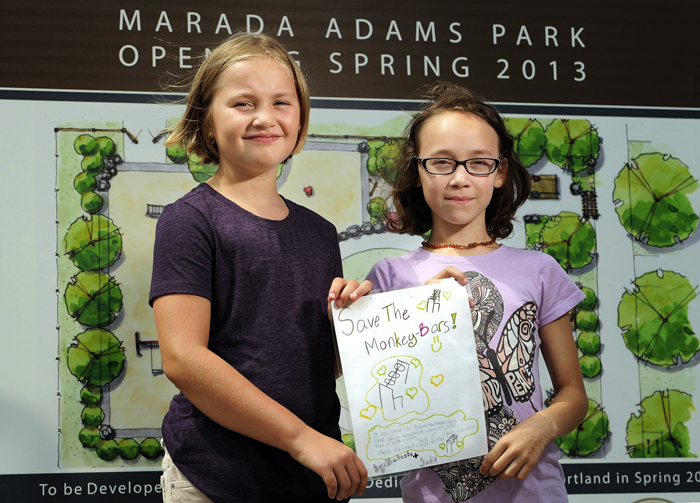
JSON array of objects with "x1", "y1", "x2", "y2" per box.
[
  {"x1": 537, "y1": 253, "x2": 586, "y2": 327},
  {"x1": 149, "y1": 202, "x2": 215, "y2": 306},
  {"x1": 365, "y1": 258, "x2": 392, "y2": 293}
]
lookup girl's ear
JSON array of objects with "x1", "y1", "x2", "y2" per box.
[{"x1": 494, "y1": 159, "x2": 507, "y2": 188}]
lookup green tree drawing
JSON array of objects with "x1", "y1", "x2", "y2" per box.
[
  {"x1": 504, "y1": 117, "x2": 545, "y2": 168},
  {"x1": 140, "y1": 438, "x2": 166, "y2": 458},
  {"x1": 165, "y1": 143, "x2": 188, "y2": 164},
  {"x1": 166, "y1": 142, "x2": 218, "y2": 182},
  {"x1": 544, "y1": 119, "x2": 600, "y2": 173},
  {"x1": 556, "y1": 398, "x2": 609, "y2": 456},
  {"x1": 367, "y1": 197, "x2": 387, "y2": 223},
  {"x1": 577, "y1": 331, "x2": 601, "y2": 355},
  {"x1": 627, "y1": 390, "x2": 696, "y2": 458},
  {"x1": 64, "y1": 271, "x2": 123, "y2": 327},
  {"x1": 618, "y1": 270, "x2": 698, "y2": 366},
  {"x1": 67, "y1": 329, "x2": 126, "y2": 386},
  {"x1": 527, "y1": 211, "x2": 596, "y2": 271},
  {"x1": 187, "y1": 152, "x2": 219, "y2": 182},
  {"x1": 64, "y1": 215, "x2": 123, "y2": 271},
  {"x1": 366, "y1": 139, "x2": 400, "y2": 185},
  {"x1": 613, "y1": 153, "x2": 698, "y2": 247},
  {"x1": 579, "y1": 355, "x2": 602, "y2": 378}
]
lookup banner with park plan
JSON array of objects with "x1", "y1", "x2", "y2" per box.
[
  {"x1": 2, "y1": 1, "x2": 700, "y2": 502},
  {"x1": 332, "y1": 281, "x2": 488, "y2": 476}
]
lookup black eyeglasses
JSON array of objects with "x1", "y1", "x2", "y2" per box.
[{"x1": 414, "y1": 157, "x2": 502, "y2": 176}]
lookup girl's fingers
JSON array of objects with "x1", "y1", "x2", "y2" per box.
[
  {"x1": 329, "y1": 279, "x2": 373, "y2": 308},
  {"x1": 336, "y1": 280, "x2": 360, "y2": 307},
  {"x1": 355, "y1": 456, "x2": 368, "y2": 495},
  {"x1": 353, "y1": 280, "x2": 373, "y2": 298},
  {"x1": 425, "y1": 266, "x2": 468, "y2": 286},
  {"x1": 327, "y1": 277, "x2": 347, "y2": 302}
]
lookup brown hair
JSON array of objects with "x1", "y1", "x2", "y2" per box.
[
  {"x1": 165, "y1": 33, "x2": 310, "y2": 165},
  {"x1": 390, "y1": 82, "x2": 530, "y2": 238}
]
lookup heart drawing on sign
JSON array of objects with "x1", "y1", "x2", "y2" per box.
[
  {"x1": 457, "y1": 440, "x2": 464, "y2": 448},
  {"x1": 360, "y1": 405, "x2": 377, "y2": 420},
  {"x1": 416, "y1": 301, "x2": 427, "y2": 311},
  {"x1": 410, "y1": 358, "x2": 421, "y2": 369},
  {"x1": 443, "y1": 291, "x2": 452, "y2": 300},
  {"x1": 430, "y1": 375, "x2": 444, "y2": 387},
  {"x1": 377, "y1": 366, "x2": 387, "y2": 376},
  {"x1": 405, "y1": 387, "x2": 418, "y2": 399},
  {"x1": 439, "y1": 443, "x2": 446, "y2": 450}
]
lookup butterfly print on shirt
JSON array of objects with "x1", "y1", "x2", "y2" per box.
[{"x1": 432, "y1": 272, "x2": 538, "y2": 502}]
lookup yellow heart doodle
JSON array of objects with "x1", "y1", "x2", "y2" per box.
[
  {"x1": 410, "y1": 358, "x2": 421, "y2": 369},
  {"x1": 377, "y1": 366, "x2": 387, "y2": 376},
  {"x1": 457, "y1": 440, "x2": 464, "y2": 448},
  {"x1": 439, "y1": 443, "x2": 446, "y2": 450},
  {"x1": 430, "y1": 375, "x2": 444, "y2": 387},
  {"x1": 416, "y1": 301, "x2": 427, "y2": 311},
  {"x1": 360, "y1": 405, "x2": 377, "y2": 420},
  {"x1": 443, "y1": 291, "x2": 452, "y2": 300},
  {"x1": 405, "y1": 387, "x2": 418, "y2": 399}
]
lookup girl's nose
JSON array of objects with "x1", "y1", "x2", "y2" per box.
[
  {"x1": 449, "y1": 164, "x2": 472, "y2": 186},
  {"x1": 252, "y1": 106, "x2": 275, "y2": 128}
]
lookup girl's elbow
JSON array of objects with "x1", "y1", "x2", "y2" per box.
[
  {"x1": 160, "y1": 350, "x2": 191, "y2": 388},
  {"x1": 574, "y1": 388, "x2": 589, "y2": 423}
]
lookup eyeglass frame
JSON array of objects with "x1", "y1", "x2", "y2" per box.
[{"x1": 414, "y1": 156, "x2": 502, "y2": 176}]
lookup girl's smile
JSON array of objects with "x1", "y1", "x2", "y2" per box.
[{"x1": 245, "y1": 134, "x2": 283, "y2": 142}]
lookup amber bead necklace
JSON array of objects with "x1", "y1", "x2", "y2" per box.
[{"x1": 421, "y1": 237, "x2": 496, "y2": 250}]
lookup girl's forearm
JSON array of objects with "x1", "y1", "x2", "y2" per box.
[{"x1": 534, "y1": 383, "x2": 589, "y2": 442}]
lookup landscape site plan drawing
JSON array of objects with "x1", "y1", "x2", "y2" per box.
[{"x1": 53, "y1": 102, "x2": 700, "y2": 493}]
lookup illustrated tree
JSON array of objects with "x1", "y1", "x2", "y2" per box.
[
  {"x1": 556, "y1": 398, "x2": 609, "y2": 456},
  {"x1": 366, "y1": 139, "x2": 400, "y2": 186},
  {"x1": 627, "y1": 390, "x2": 696, "y2": 458},
  {"x1": 64, "y1": 271, "x2": 124, "y2": 327},
  {"x1": 187, "y1": 152, "x2": 219, "y2": 182},
  {"x1": 67, "y1": 329, "x2": 125, "y2": 386},
  {"x1": 367, "y1": 197, "x2": 387, "y2": 223},
  {"x1": 544, "y1": 119, "x2": 600, "y2": 174},
  {"x1": 165, "y1": 143, "x2": 188, "y2": 164},
  {"x1": 166, "y1": 143, "x2": 218, "y2": 182},
  {"x1": 504, "y1": 117, "x2": 546, "y2": 168},
  {"x1": 618, "y1": 270, "x2": 698, "y2": 367},
  {"x1": 64, "y1": 215, "x2": 123, "y2": 271},
  {"x1": 613, "y1": 153, "x2": 698, "y2": 247},
  {"x1": 525, "y1": 211, "x2": 596, "y2": 272}
]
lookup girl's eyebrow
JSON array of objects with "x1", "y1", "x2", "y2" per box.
[
  {"x1": 469, "y1": 148, "x2": 495, "y2": 156},
  {"x1": 426, "y1": 148, "x2": 496, "y2": 158},
  {"x1": 272, "y1": 91, "x2": 297, "y2": 100},
  {"x1": 225, "y1": 90, "x2": 296, "y2": 100}
]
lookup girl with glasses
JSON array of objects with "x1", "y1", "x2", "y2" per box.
[{"x1": 365, "y1": 82, "x2": 587, "y2": 502}]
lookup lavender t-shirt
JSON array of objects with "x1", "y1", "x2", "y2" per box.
[
  {"x1": 149, "y1": 184, "x2": 343, "y2": 503},
  {"x1": 365, "y1": 246, "x2": 585, "y2": 503}
]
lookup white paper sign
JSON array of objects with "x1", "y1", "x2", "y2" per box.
[{"x1": 332, "y1": 280, "x2": 488, "y2": 477}]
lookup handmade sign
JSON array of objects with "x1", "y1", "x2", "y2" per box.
[{"x1": 332, "y1": 280, "x2": 487, "y2": 477}]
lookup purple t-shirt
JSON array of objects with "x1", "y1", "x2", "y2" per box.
[
  {"x1": 149, "y1": 184, "x2": 343, "y2": 503},
  {"x1": 365, "y1": 246, "x2": 585, "y2": 503}
]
